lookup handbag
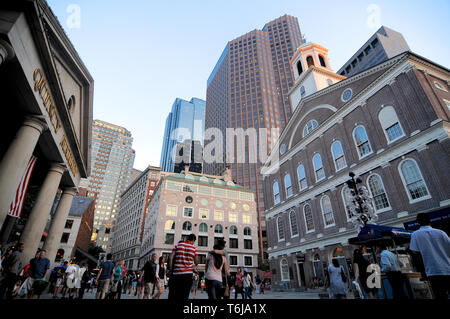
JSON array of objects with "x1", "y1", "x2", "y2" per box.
[{"x1": 111, "y1": 280, "x2": 119, "y2": 292}]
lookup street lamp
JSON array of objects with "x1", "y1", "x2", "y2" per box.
[{"x1": 345, "y1": 172, "x2": 377, "y2": 229}]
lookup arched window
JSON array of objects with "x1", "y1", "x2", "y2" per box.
[
  {"x1": 399, "y1": 159, "x2": 430, "y2": 201},
  {"x1": 353, "y1": 125, "x2": 373, "y2": 158},
  {"x1": 378, "y1": 106, "x2": 405, "y2": 142},
  {"x1": 289, "y1": 210, "x2": 299, "y2": 237},
  {"x1": 297, "y1": 164, "x2": 307, "y2": 190},
  {"x1": 303, "y1": 120, "x2": 318, "y2": 137},
  {"x1": 306, "y1": 56, "x2": 314, "y2": 68},
  {"x1": 297, "y1": 61, "x2": 303, "y2": 75},
  {"x1": 182, "y1": 221, "x2": 192, "y2": 231},
  {"x1": 321, "y1": 195, "x2": 335, "y2": 227},
  {"x1": 284, "y1": 174, "x2": 293, "y2": 198},
  {"x1": 331, "y1": 141, "x2": 347, "y2": 171},
  {"x1": 341, "y1": 186, "x2": 354, "y2": 220},
  {"x1": 319, "y1": 55, "x2": 326, "y2": 67},
  {"x1": 199, "y1": 222, "x2": 208, "y2": 233},
  {"x1": 244, "y1": 227, "x2": 251, "y2": 236},
  {"x1": 165, "y1": 220, "x2": 175, "y2": 230},
  {"x1": 214, "y1": 224, "x2": 223, "y2": 234},
  {"x1": 281, "y1": 259, "x2": 290, "y2": 281},
  {"x1": 230, "y1": 225, "x2": 238, "y2": 235},
  {"x1": 277, "y1": 216, "x2": 285, "y2": 241},
  {"x1": 367, "y1": 174, "x2": 391, "y2": 211},
  {"x1": 303, "y1": 204, "x2": 315, "y2": 232},
  {"x1": 313, "y1": 153, "x2": 325, "y2": 181},
  {"x1": 273, "y1": 181, "x2": 280, "y2": 205}
]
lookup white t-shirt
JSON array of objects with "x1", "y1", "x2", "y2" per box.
[{"x1": 410, "y1": 226, "x2": 450, "y2": 276}]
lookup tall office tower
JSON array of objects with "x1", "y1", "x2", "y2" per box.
[
  {"x1": 337, "y1": 26, "x2": 410, "y2": 77},
  {"x1": 160, "y1": 97, "x2": 206, "y2": 173},
  {"x1": 204, "y1": 15, "x2": 303, "y2": 261},
  {"x1": 86, "y1": 120, "x2": 135, "y2": 251}
]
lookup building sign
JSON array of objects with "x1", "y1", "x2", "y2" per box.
[{"x1": 33, "y1": 68, "x2": 78, "y2": 177}]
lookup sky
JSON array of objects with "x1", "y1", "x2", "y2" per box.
[{"x1": 47, "y1": 0, "x2": 450, "y2": 171}]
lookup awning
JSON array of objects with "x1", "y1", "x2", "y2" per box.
[
  {"x1": 75, "y1": 247, "x2": 98, "y2": 263},
  {"x1": 348, "y1": 224, "x2": 413, "y2": 246},
  {"x1": 404, "y1": 206, "x2": 450, "y2": 231}
]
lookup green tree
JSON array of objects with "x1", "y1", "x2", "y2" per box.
[{"x1": 88, "y1": 244, "x2": 104, "y2": 259}]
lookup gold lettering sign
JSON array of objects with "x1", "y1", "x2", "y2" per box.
[{"x1": 33, "y1": 68, "x2": 78, "y2": 177}]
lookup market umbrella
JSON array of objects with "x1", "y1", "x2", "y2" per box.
[{"x1": 348, "y1": 224, "x2": 413, "y2": 246}]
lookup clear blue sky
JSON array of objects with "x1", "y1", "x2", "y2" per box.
[{"x1": 47, "y1": 0, "x2": 450, "y2": 171}]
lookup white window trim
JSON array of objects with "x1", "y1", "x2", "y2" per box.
[
  {"x1": 228, "y1": 254, "x2": 239, "y2": 266},
  {"x1": 214, "y1": 224, "x2": 224, "y2": 235},
  {"x1": 313, "y1": 153, "x2": 325, "y2": 182},
  {"x1": 352, "y1": 125, "x2": 373, "y2": 160},
  {"x1": 288, "y1": 210, "x2": 299, "y2": 238},
  {"x1": 198, "y1": 223, "x2": 208, "y2": 233},
  {"x1": 183, "y1": 206, "x2": 194, "y2": 218},
  {"x1": 229, "y1": 213, "x2": 238, "y2": 223},
  {"x1": 303, "y1": 204, "x2": 315, "y2": 234},
  {"x1": 331, "y1": 140, "x2": 347, "y2": 172},
  {"x1": 242, "y1": 214, "x2": 251, "y2": 224},
  {"x1": 379, "y1": 106, "x2": 406, "y2": 144},
  {"x1": 398, "y1": 158, "x2": 432, "y2": 204},
  {"x1": 303, "y1": 119, "x2": 318, "y2": 137},
  {"x1": 182, "y1": 221, "x2": 193, "y2": 232},
  {"x1": 284, "y1": 173, "x2": 293, "y2": 198},
  {"x1": 280, "y1": 258, "x2": 290, "y2": 281},
  {"x1": 273, "y1": 181, "x2": 281, "y2": 205},
  {"x1": 341, "y1": 88, "x2": 353, "y2": 103},
  {"x1": 243, "y1": 227, "x2": 252, "y2": 237},
  {"x1": 229, "y1": 225, "x2": 238, "y2": 236},
  {"x1": 166, "y1": 204, "x2": 177, "y2": 216},
  {"x1": 340, "y1": 186, "x2": 353, "y2": 222},
  {"x1": 199, "y1": 208, "x2": 209, "y2": 220},
  {"x1": 297, "y1": 164, "x2": 308, "y2": 191},
  {"x1": 366, "y1": 173, "x2": 392, "y2": 213},
  {"x1": 244, "y1": 255, "x2": 254, "y2": 267},
  {"x1": 214, "y1": 210, "x2": 224, "y2": 221},
  {"x1": 320, "y1": 195, "x2": 336, "y2": 228},
  {"x1": 277, "y1": 216, "x2": 286, "y2": 242}
]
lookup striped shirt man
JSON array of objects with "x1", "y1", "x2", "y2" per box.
[{"x1": 172, "y1": 241, "x2": 198, "y2": 275}]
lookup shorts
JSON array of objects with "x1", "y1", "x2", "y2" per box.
[
  {"x1": 144, "y1": 282, "x2": 156, "y2": 296},
  {"x1": 97, "y1": 279, "x2": 110, "y2": 295},
  {"x1": 132, "y1": 281, "x2": 137, "y2": 287},
  {"x1": 157, "y1": 280, "x2": 165, "y2": 288}
]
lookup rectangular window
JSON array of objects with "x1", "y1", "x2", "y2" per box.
[
  {"x1": 229, "y1": 213, "x2": 237, "y2": 223},
  {"x1": 198, "y1": 236, "x2": 208, "y2": 247},
  {"x1": 244, "y1": 239, "x2": 253, "y2": 249},
  {"x1": 239, "y1": 192, "x2": 254, "y2": 201},
  {"x1": 243, "y1": 215, "x2": 251, "y2": 224},
  {"x1": 213, "y1": 188, "x2": 227, "y2": 198},
  {"x1": 183, "y1": 207, "x2": 193, "y2": 218},
  {"x1": 198, "y1": 185, "x2": 211, "y2": 195},
  {"x1": 166, "y1": 205, "x2": 177, "y2": 216},
  {"x1": 214, "y1": 210, "x2": 224, "y2": 221},
  {"x1": 198, "y1": 254, "x2": 207, "y2": 265},
  {"x1": 229, "y1": 256, "x2": 238, "y2": 266},
  {"x1": 228, "y1": 190, "x2": 239, "y2": 199},
  {"x1": 199, "y1": 208, "x2": 209, "y2": 219},
  {"x1": 163, "y1": 233, "x2": 173, "y2": 245},
  {"x1": 230, "y1": 238, "x2": 238, "y2": 248},
  {"x1": 386, "y1": 123, "x2": 403, "y2": 141},
  {"x1": 183, "y1": 183, "x2": 197, "y2": 193},
  {"x1": 244, "y1": 256, "x2": 253, "y2": 266},
  {"x1": 60, "y1": 232, "x2": 70, "y2": 243},
  {"x1": 64, "y1": 220, "x2": 74, "y2": 229},
  {"x1": 166, "y1": 181, "x2": 182, "y2": 191}
]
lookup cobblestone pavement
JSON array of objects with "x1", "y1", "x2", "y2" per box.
[{"x1": 35, "y1": 288, "x2": 322, "y2": 300}]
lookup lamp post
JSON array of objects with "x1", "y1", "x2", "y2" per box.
[{"x1": 345, "y1": 172, "x2": 377, "y2": 229}]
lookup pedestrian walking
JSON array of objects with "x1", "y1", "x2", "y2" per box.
[
  {"x1": 353, "y1": 249, "x2": 378, "y2": 299},
  {"x1": 78, "y1": 263, "x2": 90, "y2": 299},
  {"x1": 0, "y1": 243, "x2": 24, "y2": 300},
  {"x1": 110, "y1": 260, "x2": 124, "y2": 299},
  {"x1": 52, "y1": 268, "x2": 64, "y2": 298},
  {"x1": 168, "y1": 234, "x2": 198, "y2": 300},
  {"x1": 27, "y1": 249, "x2": 50, "y2": 299},
  {"x1": 379, "y1": 244, "x2": 407, "y2": 299},
  {"x1": 327, "y1": 259, "x2": 347, "y2": 299},
  {"x1": 409, "y1": 213, "x2": 450, "y2": 300},
  {"x1": 200, "y1": 277, "x2": 206, "y2": 293},
  {"x1": 117, "y1": 260, "x2": 127, "y2": 299},
  {"x1": 205, "y1": 239, "x2": 229, "y2": 300},
  {"x1": 242, "y1": 268, "x2": 255, "y2": 299},
  {"x1": 255, "y1": 274, "x2": 261, "y2": 294},
  {"x1": 95, "y1": 253, "x2": 114, "y2": 299},
  {"x1": 191, "y1": 271, "x2": 199, "y2": 299},
  {"x1": 234, "y1": 267, "x2": 245, "y2": 299},
  {"x1": 154, "y1": 256, "x2": 167, "y2": 299},
  {"x1": 141, "y1": 253, "x2": 158, "y2": 299},
  {"x1": 129, "y1": 271, "x2": 137, "y2": 295}
]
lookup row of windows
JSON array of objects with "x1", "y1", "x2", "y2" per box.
[
  {"x1": 162, "y1": 232, "x2": 253, "y2": 250},
  {"x1": 166, "y1": 205, "x2": 252, "y2": 223},
  {"x1": 274, "y1": 106, "x2": 406, "y2": 205},
  {"x1": 274, "y1": 158, "x2": 430, "y2": 241},
  {"x1": 164, "y1": 220, "x2": 252, "y2": 236}
]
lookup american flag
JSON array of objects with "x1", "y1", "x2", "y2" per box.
[{"x1": 8, "y1": 156, "x2": 37, "y2": 218}]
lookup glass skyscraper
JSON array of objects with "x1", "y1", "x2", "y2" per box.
[
  {"x1": 160, "y1": 97, "x2": 206, "y2": 173},
  {"x1": 204, "y1": 15, "x2": 303, "y2": 261}
]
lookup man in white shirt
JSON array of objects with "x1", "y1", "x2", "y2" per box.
[
  {"x1": 409, "y1": 213, "x2": 450, "y2": 300},
  {"x1": 380, "y1": 244, "x2": 407, "y2": 299}
]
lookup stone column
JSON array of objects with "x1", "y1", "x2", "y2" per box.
[
  {"x1": 0, "y1": 39, "x2": 15, "y2": 67},
  {"x1": 0, "y1": 117, "x2": 47, "y2": 228},
  {"x1": 43, "y1": 187, "x2": 77, "y2": 266},
  {"x1": 20, "y1": 163, "x2": 66, "y2": 264}
]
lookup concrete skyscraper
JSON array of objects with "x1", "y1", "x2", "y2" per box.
[
  {"x1": 160, "y1": 97, "x2": 206, "y2": 173},
  {"x1": 86, "y1": 120, "x2": 135, "y2": 251},
  {"x1": 204, "y1": 15, "x2": 303, "y2": 261}
]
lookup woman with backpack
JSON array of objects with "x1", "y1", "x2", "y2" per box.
[
  {"x1": 327, "y1": 258, "x2": 348, "y2": 299},
  {"x1": 205, "y1": 239, "x2": 229, "y2": 300}
]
